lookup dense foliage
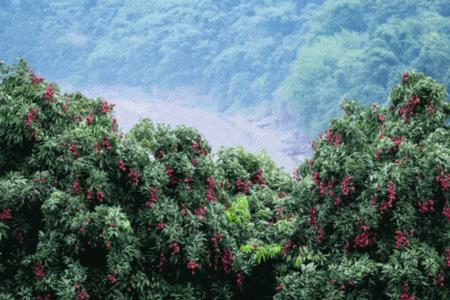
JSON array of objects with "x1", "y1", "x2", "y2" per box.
[
  {"x1": 275, "y1": 70, "x2": 450, "y2": 299},
  {"x1": 0, "y1": 60, "x2": 294, "y2": 299},
  {"x1": 2, "y1": 1, "x2": 449, "y2": 135},
  {"x1": 1, "y1": 61, "x2": 449, "y2": 299}
]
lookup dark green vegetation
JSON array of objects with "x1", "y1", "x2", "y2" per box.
[
  {"x1": 1, "y1": 1, "x2": 449, "y2": 137},
  {"x1": 1, "y1": 60, "x2": 449, "y2": 299},
  {"x1": 0, "y1": 60, "x2": 296, "y2": 299}
]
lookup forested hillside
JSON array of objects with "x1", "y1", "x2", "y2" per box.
[
  {"x1": 1, "y1": 0, "x2": 449, "y2": 136},
  {"x1": 0, "y1": 0, "x2": 320, "y2": 111},
  {"x1": 282, "y1": 0, "x2": 450, "y2": 135}
]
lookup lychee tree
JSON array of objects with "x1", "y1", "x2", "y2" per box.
[
  {"x1": 274, "y1": 71, "x2": 450, "y2": 299},
  {"x1": 0, "y1": 60, "x2": 292, "y2": 299}
]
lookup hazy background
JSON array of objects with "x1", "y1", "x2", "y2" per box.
[{"x1": 1, "y1": 0, "x2": 449, "y2": 169}]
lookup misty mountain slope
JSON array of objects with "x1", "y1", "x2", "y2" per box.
[
  {"x1": 0, "y1": 0, "x2": 320, "y2": 111},
  {"x1": 1, "y1": 0, "x2": 449, "y2": 141}
]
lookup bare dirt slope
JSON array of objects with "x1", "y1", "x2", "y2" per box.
[{"x1": 79, "y1": 85, "x2": 311, "y2": 171}]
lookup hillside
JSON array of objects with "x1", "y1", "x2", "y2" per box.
[
  {"x1": 2, "y1": 0, "x2": 449, "y2": 138},
  {"x1": 282, "y1": 0, "x2": 450, "y2": 136},
  {"x1": 0, "y1": 0, "x2": 319, "y2": 111}
]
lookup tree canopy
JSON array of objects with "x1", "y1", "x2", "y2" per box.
[{"x1": 0, "y1": 57, "x2": 449, "y2": 298}]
